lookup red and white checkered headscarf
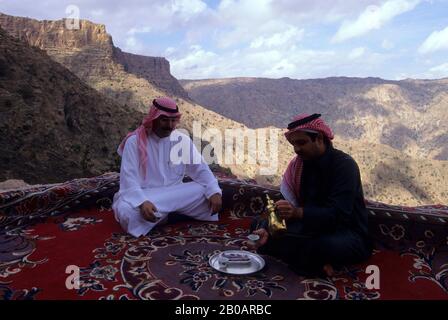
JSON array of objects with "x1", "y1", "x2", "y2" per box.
[
  {"x1": 118, "y1": 97, "x2": 181, "y2": 178},
  {"x1": 283, "y1": 114, "x2": 334, "y2": 200}
]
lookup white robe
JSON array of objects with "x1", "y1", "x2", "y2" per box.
[{"x1": 112, "y1": 131, "x2": 222, "y2": 237}]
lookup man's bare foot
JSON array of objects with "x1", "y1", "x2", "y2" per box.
[{"x1": 323, "y1": 264, "x2": 334, "y2": 277}]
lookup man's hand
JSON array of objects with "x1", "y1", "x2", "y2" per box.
[
  {"x1": 208, "y1": 193, "x2": 222, "y2": 213},
  {"x1": 275, "y1": 200, "x2": 303, "y2": 220},
  {"x1": 139, "y1": 201, "x2": 158, "y2": 222},
  {"x1": 247, "y1": 228, "x2": 269, "y2": 250}
]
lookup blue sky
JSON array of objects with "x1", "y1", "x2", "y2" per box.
[{"x1": 1, "y1": 0, "x2": 448, "y2": 80}]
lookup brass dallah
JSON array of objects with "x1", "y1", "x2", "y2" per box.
[{"x1": 266, "y1": 194, "x2": 287, "y2": 236}]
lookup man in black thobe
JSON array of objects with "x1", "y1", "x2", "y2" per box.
[{"x1": 250, "y1": 113, "x2": 373, "y2": 277}]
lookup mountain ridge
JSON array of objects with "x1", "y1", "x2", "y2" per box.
[{"x1": 181, "y1": 76, "x2": 448, "y2": 161}]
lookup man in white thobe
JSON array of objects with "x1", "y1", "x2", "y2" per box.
[{"x1": 112, "y1": 97, "x2": 222, "y2": 237}]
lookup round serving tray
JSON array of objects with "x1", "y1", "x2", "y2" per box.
[{"x1": 209, "y1": 250, "x2": 265, "y2": 275}]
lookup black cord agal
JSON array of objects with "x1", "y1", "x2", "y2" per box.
[
  {"x1": 287, "y1": 113, "x2": 321, "y2": 130},
  {"x1": 153, "y1": 99, "x2": 179, "y2": 113}
]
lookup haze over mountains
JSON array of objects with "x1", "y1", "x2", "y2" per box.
[{"x1": 0, "y1": 12, "x2": 447, "y2": 206}]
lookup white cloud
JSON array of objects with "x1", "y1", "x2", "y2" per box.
[
  {"x1": 215, "y1": 20, "x2": 294, "y2": 49},
  {"x1": 168, "y1": 41, "x2": 391, "y2": 80},
  {"x1": 430, "y1": 62, "x2": 448, "y2": 72},
  {"x1": 418, "y1": 25, "x2": 448, "y2": 54},
  {"x1": 348, "y1": 47, "x2": 366, "y2": 59},
  {"x1": 0, "y1": 0, "x2": 212, "y2": 48},
  {"x1": 249, "y1": 27, "x2": 304, "y2": 49},
  {"x1": 213, "y1": 0, "x2": 277, "y2": 48},
  {"x1": 90, "y1": 9, "x2": 104, "y2": 17},
  {"x1": 270, "y1": 0, "x2": 385, "y2": 24},
  {"x1": 382, "y1": 39, "x2": 394, "y2": 50},
  {"x1": 165, "y1": 47, "x2": 176, "y2": 55},
  {"x1": 170, "y1": 45, "x2": 219, "y2": 79},
  {"x1": 266, "y1": 59, "x2": 297, "y2": 77},
  {"x1": 211, "y1": 1, "x2": 384, "y2": 50},
  {"x1": 332, "y1": 0, "x2": 420, "y2": 43},
  {"x1": 171, "y1": 0, "x2": 207, "y2": 21},
  {"x1": 218, "y1": 0, "x2": 273, "y2": 26},
  {"x1": 0, "y1": 0, "x2": 435, "y2": 79},
  {"x1": 124, "y1": 36, "x2": 145, "y2": 54},
  {"x1": 169, "y1": 44, "x2": 333, "y2": 79},
  {"x1": 0, "y1": 0, "x2": 396, "y2": 54},
  {"x1": 427, "y1": 62, "x2": 448, "y2": 78},
  {"x1": 127, "y1": 27, "x2": 152, "y2": 35},
  {"x1": 407, "y1": 62, "x2": 448, "y2": 79}
]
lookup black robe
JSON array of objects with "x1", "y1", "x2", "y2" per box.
[{"x1": 255, "y1": 145, "x2": 373, "y2": 276}]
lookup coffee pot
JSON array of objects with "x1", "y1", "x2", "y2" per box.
[{"x1": 266, "y1": 194, "x2": 287, "y2": 236}]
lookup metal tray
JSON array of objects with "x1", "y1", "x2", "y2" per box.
[{"x1": 209, "y1": 250, "x2": 265, "y2": 275}]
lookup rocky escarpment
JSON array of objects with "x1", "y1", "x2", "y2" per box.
[
  {"x1": 0, "y1": 12, "x2": 189, "y2": 99},
  {"x1": 0, "y1": 27, "x2": 140, "y2": 184},
  {"x1": 113, "y1": 48, "x2": 188, "y2": 98}
]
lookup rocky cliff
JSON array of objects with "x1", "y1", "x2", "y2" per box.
[
  {"x1": 0, "y1": 27, "x2": 140, "y2": 183},
  {"x1": 0, "y1": 12, "x2": 189, "y2": 99},
  {"x1": 0, "y1": 13, "x2": 246, "y2": 137},
  {"x1": 113, "y1": 48, "x2": 188, "y2": 98}
]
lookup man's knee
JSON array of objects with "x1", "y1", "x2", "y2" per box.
[
  {"x1": 259, "y1": 235, "x2": 302, "y2": 263},
  {"x1": 307, "y1": 233, "x2": 366, "y2": 265},
  {"x1": 114, "y1": 201, "x2": 140, "y2": 222},
  {"x1": 185, "y1": 181, "x2": 207, "y2": 196}
]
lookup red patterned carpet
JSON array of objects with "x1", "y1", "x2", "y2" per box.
[{"x1": 1, "y1": 173, "x2": 448, "y2": 300}]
